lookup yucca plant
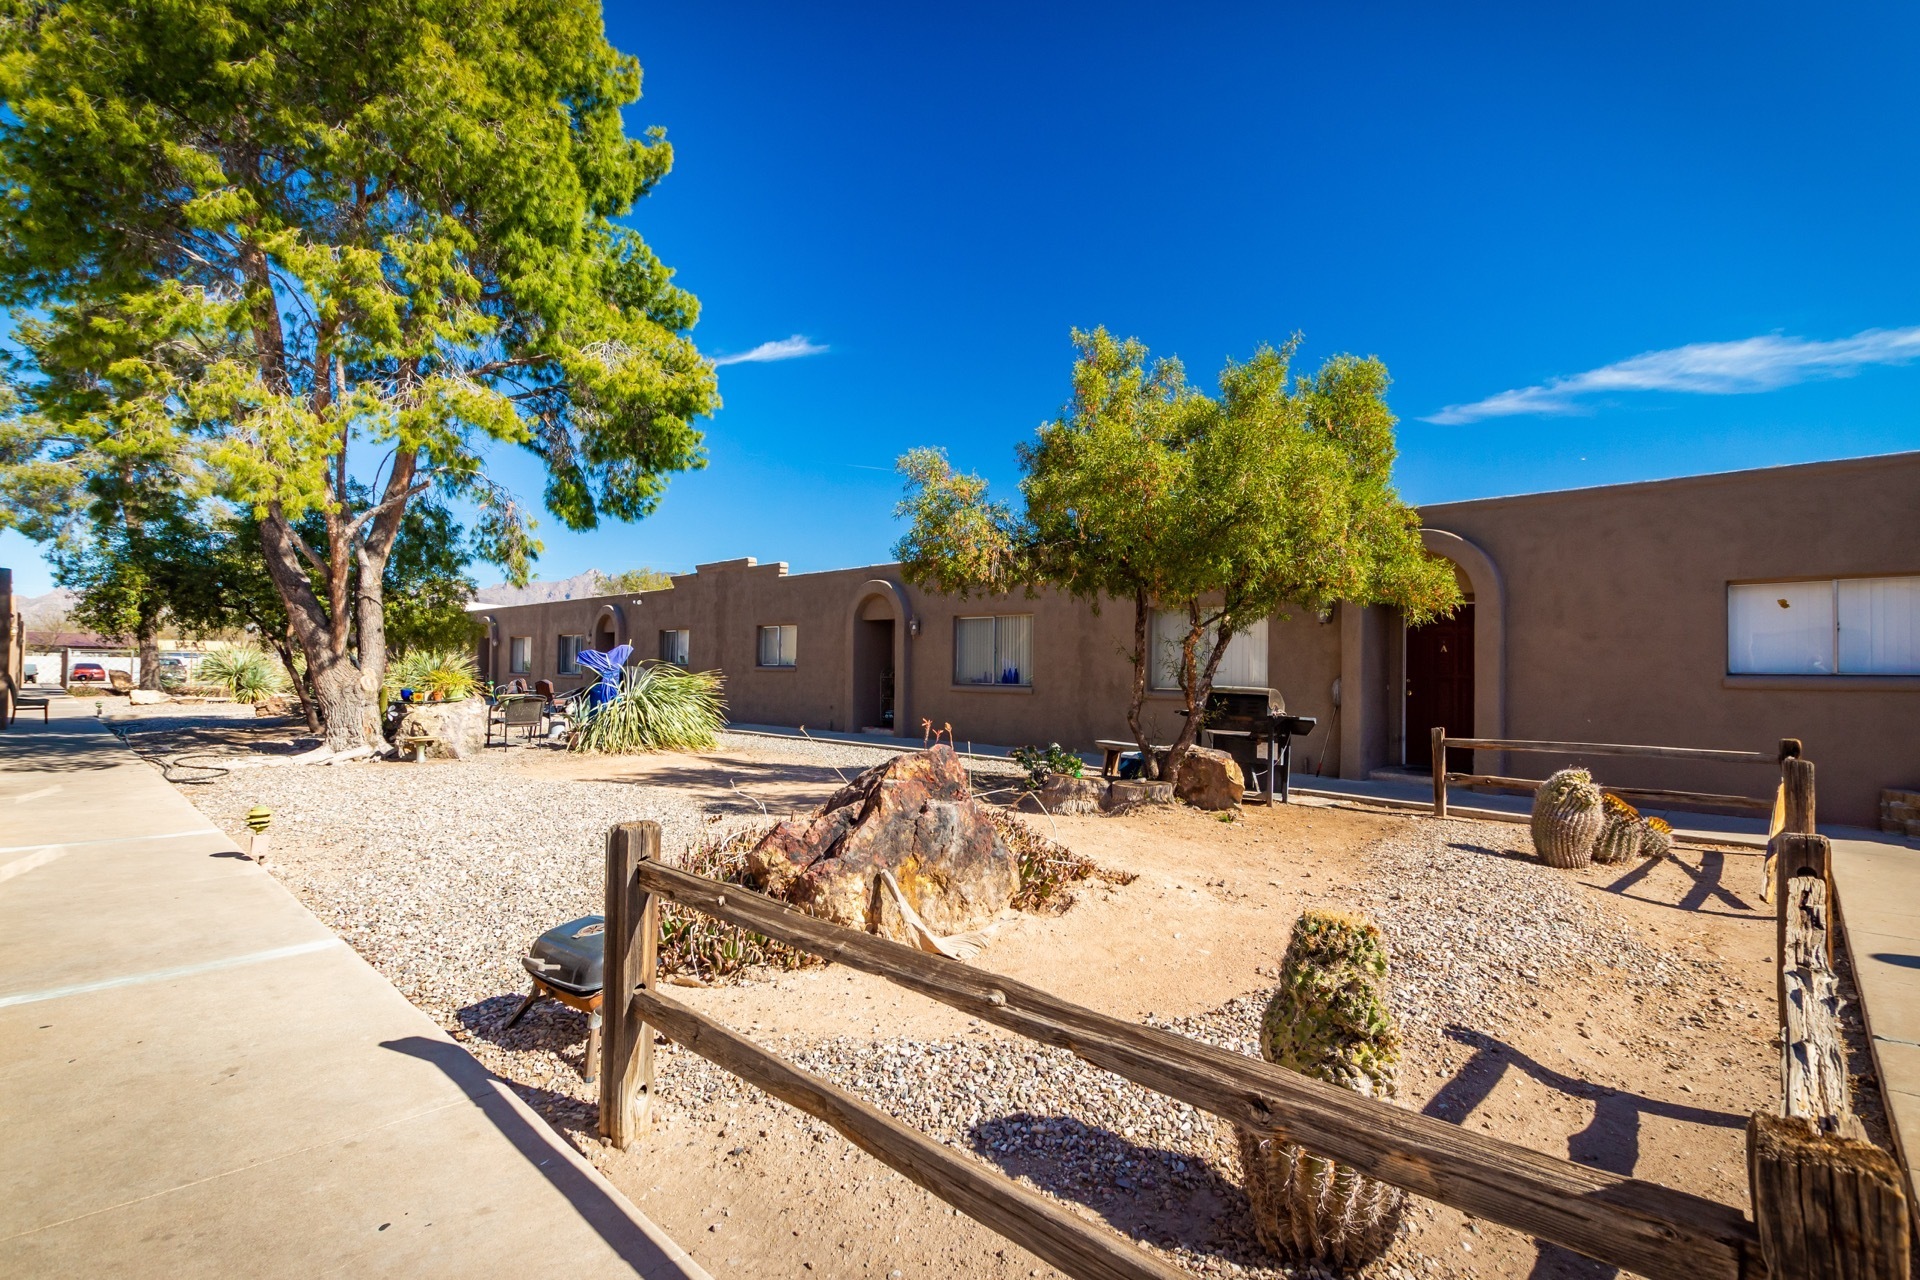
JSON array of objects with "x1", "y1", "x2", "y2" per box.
[
  {"x1": 196, "y1": 645, "x2": 286, "y2": 704},
  {"x1": 1239, "y1": 908, "x2": 1408, "y2": 1268},
  {"x1": 569, "y1": 661, "x2": 726, "y2": 754},
  {"x1": 382, "y1": 647, "x2": 480, "y2": 705}
]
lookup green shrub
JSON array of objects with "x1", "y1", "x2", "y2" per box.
[
  {"x1": 569, "y1": 661, "x2": 726, "y2": 754},
  {"x1": 383, "y1": 647, "x2": 480, "y2": 705},
  {"x1": 1011, "y1": 742, "x2": 1085, "y2": 788},
  {"x1": 196, "y1": 646, "x2": 286, "y2": 704}
]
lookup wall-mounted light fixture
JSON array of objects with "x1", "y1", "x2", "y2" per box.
[{"x1": 908, "y1": 618, "x2": 921, "y2": 638}]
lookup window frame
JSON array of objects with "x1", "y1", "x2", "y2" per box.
[
  {"x1": 951, "y1": 613, "x2": 1034, "y2": 688},
  {"x1": 1728, "y1": 575, "x2": 1920, "y2": 677},
  {"x1": 557, "y1": 634, "x2": 585, "y2": 676},
  {"x1": 659, "y1": 628, "x2": 691, "y2": 667},
  {"x1": 508, "y1": 635, "x2": 532, "y2": 675},
  {"x1": 756, "y1": 623, "x2": 798, "y2": 669},
  {"x1": 1148, "y1": 611, "x2": 1269, "y2": 691}
]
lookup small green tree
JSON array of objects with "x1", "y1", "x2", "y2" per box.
[
  {"x1": 0, "y1": 0, "x2": 718, "y2": 751},
  {"x1": 896, "y1": 328, "x2": 1458, "y2": 780}
]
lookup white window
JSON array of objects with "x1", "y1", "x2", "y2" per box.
[
  {"x1": 1150, "y1": 611, "x2": 1268, "y2": 690},
  {"x1": 1730, "y1": 577, "x2": 1920, "y2": 675},
  {"x1": 557, "y1": 634, "x2": 584, "y2": 675},
  {"x1": 953, "y1": 614, "x2": 1033, "y2": 686},
  {"x1": 757, "y1": 624, "x2": 797, "y2": 668},
  {"x1": 660, "y1": 629, "x2": 690, "y2": 666},
  {"x1": 509, "y1": 636, "x2": 531, "y2": 674}
]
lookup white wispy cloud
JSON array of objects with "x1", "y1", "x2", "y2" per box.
[
  {"x1": 1425, "y1": 324, "x2": 1920, "y2": 425},
  {"x1": 710, "y1": 334, "x2": 829, "y2": 367}
]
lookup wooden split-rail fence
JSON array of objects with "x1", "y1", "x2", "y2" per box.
[{"x1": 593, "y1": 740, "x2": 1909, "y2": 1280}]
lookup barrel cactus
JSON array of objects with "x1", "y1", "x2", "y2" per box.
[
  {"x1": 1640, "y1": 815, "x2": 1673, "y2": 860},
  {"x1": 1531, "y1": 768, "x2": 1605, "y2": 868},
  {"x1": 1592, "y1": 793, "x2": 1644, "y2": 865},
  {"x1": 1237, "y1": 909, "x2": 1407, "y2": 1268}
]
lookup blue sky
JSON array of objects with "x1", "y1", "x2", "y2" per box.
[{"x1": 6, "y1": 1, "x2": 1918, "y2": 596}]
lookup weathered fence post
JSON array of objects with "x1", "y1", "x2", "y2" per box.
[
  {"x1": 1782, "y1": 750, "x2": 1815, "y2": 836},
  {"x1": 599, "y1": 820, "x2": 659, "y2": 1149},
  {"x1": 1749, "y1": 1112, "x2": 1910, "y2": 1279},
  {"x1": 1431, "y1": 727, "x2": 1447, "y2": 818}
]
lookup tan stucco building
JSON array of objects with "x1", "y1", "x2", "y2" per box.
[{"x1": 476, "y1": 452, "x2": 1920, "y2": 826}]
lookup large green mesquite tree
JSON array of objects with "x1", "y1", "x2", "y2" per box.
[{"x1": 0, "y1": 0, "x2": 717, "y2": 748}]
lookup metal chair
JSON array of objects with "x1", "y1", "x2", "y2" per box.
[{"x1": 488, "y1": 695, "x2": 545, "y2": 748}]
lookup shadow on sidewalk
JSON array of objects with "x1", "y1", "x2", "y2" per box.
[{"x1": 380, "y1": 1035, "x2": 694, "y2": 1278}]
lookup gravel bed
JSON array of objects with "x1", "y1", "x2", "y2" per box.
[{"x1": 147, "y1": 718, "x2": 1732, "y2": 1279}]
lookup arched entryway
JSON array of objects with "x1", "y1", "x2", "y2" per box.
[
  {"x1": 1408, "y1": 529, "x2": 1505, "y2": 774},
  {"x1": 592, "y1": 603, "x2": 626, "y2": 655},
  {"x1": 846, "y1": 580, "x2": 912, "y2": 737}
]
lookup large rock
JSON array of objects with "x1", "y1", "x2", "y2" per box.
[
  {"x1": 128, "y1": 688, "x2": 171, "y2": 706},
  {"x1": 392, "y1": 696, "x2": 491, "y2": 759},
  {"x1": 1018, "y1": 773, "x2": 1107, "y2": 817},
  {"x1": 745, "y1": 745, "x2": 1020, "y2": 942},
  {"x1": 1154, "y1": 746, "x2": 1246, "y2": 810}
]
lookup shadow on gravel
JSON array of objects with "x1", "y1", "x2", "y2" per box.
[
  {"x1": 1604, "y1": 847, "x2": 1758, "y2": 918},
  {"x1": 1430, "y1": 1025, "x2": 1747, "y2": 1280},
  {"x1": 963, "y1": 1112, "x2": 1276, "y2": 1270},
  {"x1": 1447, "y1": 840, "x2": 1534, "y2": 864},
  {"x1": 457, "y1": 991, "x2": 598, "y2": 1071}
]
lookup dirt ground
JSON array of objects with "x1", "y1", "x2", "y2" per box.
[{"x1": 141, "y1": 714, "x2": 1891, "y2": 1279}]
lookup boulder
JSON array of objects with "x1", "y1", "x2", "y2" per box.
[
  {"x1": 392, "y1": 696, "x2": 491, "y2": 760},
  {"x1": 253, "y1": 695, "x2": 291, "y2": 718},
  {"x1": 1101, "y1": 779, "x2": 1176, "y2": 813},
  {"x1": 745, "y1": 744, "x2": 1020, "y2": 942},
  {"x1": 108, "y1": 670, "x2": 133, "y2": 693},
  {"x1": 128, "y1": 688, "x2": 171, "y2": 706},
  {"x1": 1018, "y1": 773, "x2": 1107, "y2": 817},
  {"x1": 1153, "y1": 746, "x2": 1245, "y2": 810}
]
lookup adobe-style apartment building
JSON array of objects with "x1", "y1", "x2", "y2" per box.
[{"x1": 476, "y1": 452, "x2": 1920, "y2": 826}]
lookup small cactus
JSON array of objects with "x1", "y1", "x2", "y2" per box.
[
  {"x1": 1592, "y1": 793, "x2": 1643, "y2": 865},
  {"x1": 1238, "y1": 909, "x2": 1407, "y2": 1268},
  {"x1": 1531, "y1": 767, "x2": 1605, "y2": 868},
  {"x1": 1639, "y1": 815, "x2": 1673, "y2": 860}
]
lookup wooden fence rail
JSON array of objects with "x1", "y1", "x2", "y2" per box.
[
  {"x1": 1430, "y1": 730, "x2": 1793, "y2": 819},
  {"x1": 599, "y1": 823, "x2": 1763, "y2": 1280}
]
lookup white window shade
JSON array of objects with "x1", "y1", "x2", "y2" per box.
[
  {"x1": 509, "y1": 636, "x2": 531, "y2": 674},
  {"x1": 660, "y1": 629, "x2": 690, "y2": 666},
  {"x1": 1729, "y1": 582, "x2": 1834, "y2": 674},
  {"x1": 757, "y1": 624, "x2": 796, "y2": 667},
  {"x1": 558, "y1": 635, "x2": 583, "y2": 675},
  {"x1": 1839, "y1": 577, "x2": 1920, "y2": 674},
  {"x1": 1151, "y1": 612, "x2": 1268, "y2": 689},
  {"x1": 954, "y1": 615, "x2": 1033, "y2": 686}
]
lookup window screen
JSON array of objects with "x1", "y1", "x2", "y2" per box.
[
  {"x1": 757, "y1": 624, "x2": 797, "y2": 668},
  {"x1": 660, "y1": 629, "x2": 690, "y2": 666},
  {"x1": 1150, "y1": 612, "x2": 1268, "y2": 690},
  {"x1": 953, "y1": 615, "x2": 1033, "y2": 686}
]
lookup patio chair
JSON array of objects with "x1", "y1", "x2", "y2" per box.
[{"x1": 488, "y1": 695, "x2": 545, "y2": 748}]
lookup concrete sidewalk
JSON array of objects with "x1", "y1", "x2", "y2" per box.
[
  {"x1": 0, "y1": 696, "x2": 706, "y2": 1279},
  {"x1": 1833, "y1": 834, "x2": 1920, "y2": 1210}
]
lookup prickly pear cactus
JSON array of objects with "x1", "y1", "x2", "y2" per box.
[
  {"x1": 1639, "y1": 815, "x2": 1673, "y2": 860},
  {"x1": 1592, "y1": 793, "x2": 1644, "y2": 865},
  {"x1": 1237, "y1": 909, "x2": 1407, "y2": 1268},
  {"x1": 1531, "y1": 768, "x2": 1605, "y2": 868}
]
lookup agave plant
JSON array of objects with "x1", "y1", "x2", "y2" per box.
[
  {"x1": 196, "y1": 645, "x2": 287, "y2": 704},
  {"x1": 382, "y1": 647, "x2": 480, "y2": 705},
  {"x1": 569, "y1": 660, "x2": 726, "y2": 754}
]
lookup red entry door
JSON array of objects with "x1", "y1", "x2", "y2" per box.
[{"x1": 1406, "y1": 604, "x2": 1474, "y2": 770}]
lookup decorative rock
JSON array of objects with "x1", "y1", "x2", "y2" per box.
[
  {"x1": 128, "y1": 688, "x2": 171, "y2": 706},
  {"x1": 1154, "y1": 746, "x2": 1245, "y2": 810},
  {"x1": 392, "y1": 696, "x2": 491, "y2": 759},
  {"x1": 745, "y1": 745, "x2": 1020, "y2": 941},
  {"x1": 1100, "y1": 779, "x2": 1176, "y2": 813},
  {"x1": 108, "y1": 669, "x2": 134, "y2": 693},
  {"x1": 253, "y1": 695, "x2": 291, "y2": 717},
  {"x1": 1018, "y1": 773, "x2": 1106, "y2": 817}
]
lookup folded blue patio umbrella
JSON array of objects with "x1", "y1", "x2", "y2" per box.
[{"x1": 577, "y1": 644, "x2": 632, "y2": 712}]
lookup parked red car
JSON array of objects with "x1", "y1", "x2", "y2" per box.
[{"x1": 70, "y1": 662, "x2": 109, "y2": 684}]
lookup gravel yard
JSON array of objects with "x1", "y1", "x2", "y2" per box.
[{"x1": 124, "y1": 708, "x2": 1851, "y2": 1279}]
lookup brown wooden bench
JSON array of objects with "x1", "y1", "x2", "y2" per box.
[{"x1": 1094, "y1": 738, "x2": 1169, "y2": 777}]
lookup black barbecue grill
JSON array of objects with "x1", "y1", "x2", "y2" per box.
[
  {"x1": 1177, "y1": 688, "x2": 1318, "y2": 803},
  {"x1": 503, "y1": 914, "x2": 607, "y2": 1081}
]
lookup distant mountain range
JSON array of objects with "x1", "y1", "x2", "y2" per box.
[
  {"x1": 467, "y1": 571, "x2": 611, "y2": 609},
  {"x1": 17, "y1": 589, "x2": 77, "y2": 627}
]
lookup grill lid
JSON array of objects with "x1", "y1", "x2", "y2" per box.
[{"x1": 523, "y1": 914, "x2": 606, "y2": 995}]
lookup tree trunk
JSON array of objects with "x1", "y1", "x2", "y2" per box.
[
  {"x1": 350, "y1": 452, "x2": 418, "y2": 736},
  {"x1": 136, "y1": 620, "x2": 162, "y2": 690},
  {"x1": 1125, "y1": 586, "x2": 1158, "y2": 780},
  {"x1": 1162, "y1": 605, "x2": 1234, "y2": 783},
  {"x1": 258, "y1": 508, "x2": 371, "y2": 752},
  {"x1": 273, "y1": 623, "x2": 319, "y2": 734}
]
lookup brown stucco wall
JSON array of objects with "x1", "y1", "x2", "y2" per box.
[
  {"x1": 1416, "y1": 451, "x2": 1920, "y2": 825},
  {"x1": 472, "y1": 451, "x2": 1917, "y2": 825}
]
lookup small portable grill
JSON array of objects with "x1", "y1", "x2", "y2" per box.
[
  {"x1": 503, "y1": 915, "x2": 607, "y2": 1081},
  {"x1": 1180, "y1": 688, "x2": 1319, "y2": 803}
]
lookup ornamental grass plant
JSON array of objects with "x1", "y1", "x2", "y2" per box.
[
  {"x1": 569, "y1": 661, "x2": 725, "y2": 754},
  {"x1": 382, "y1": 647, "x2": 480, "y2": 705},
  {"x1": 196, "y1": 645, "x2": 286, "y2": 704}
]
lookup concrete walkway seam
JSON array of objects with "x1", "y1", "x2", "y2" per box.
[
  {"x1": 0, "y1": 827, "x2": 226, "y2": 857},
  {"x1": 0, "y1": 937, "x2": 344, "y2": 1008}
]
